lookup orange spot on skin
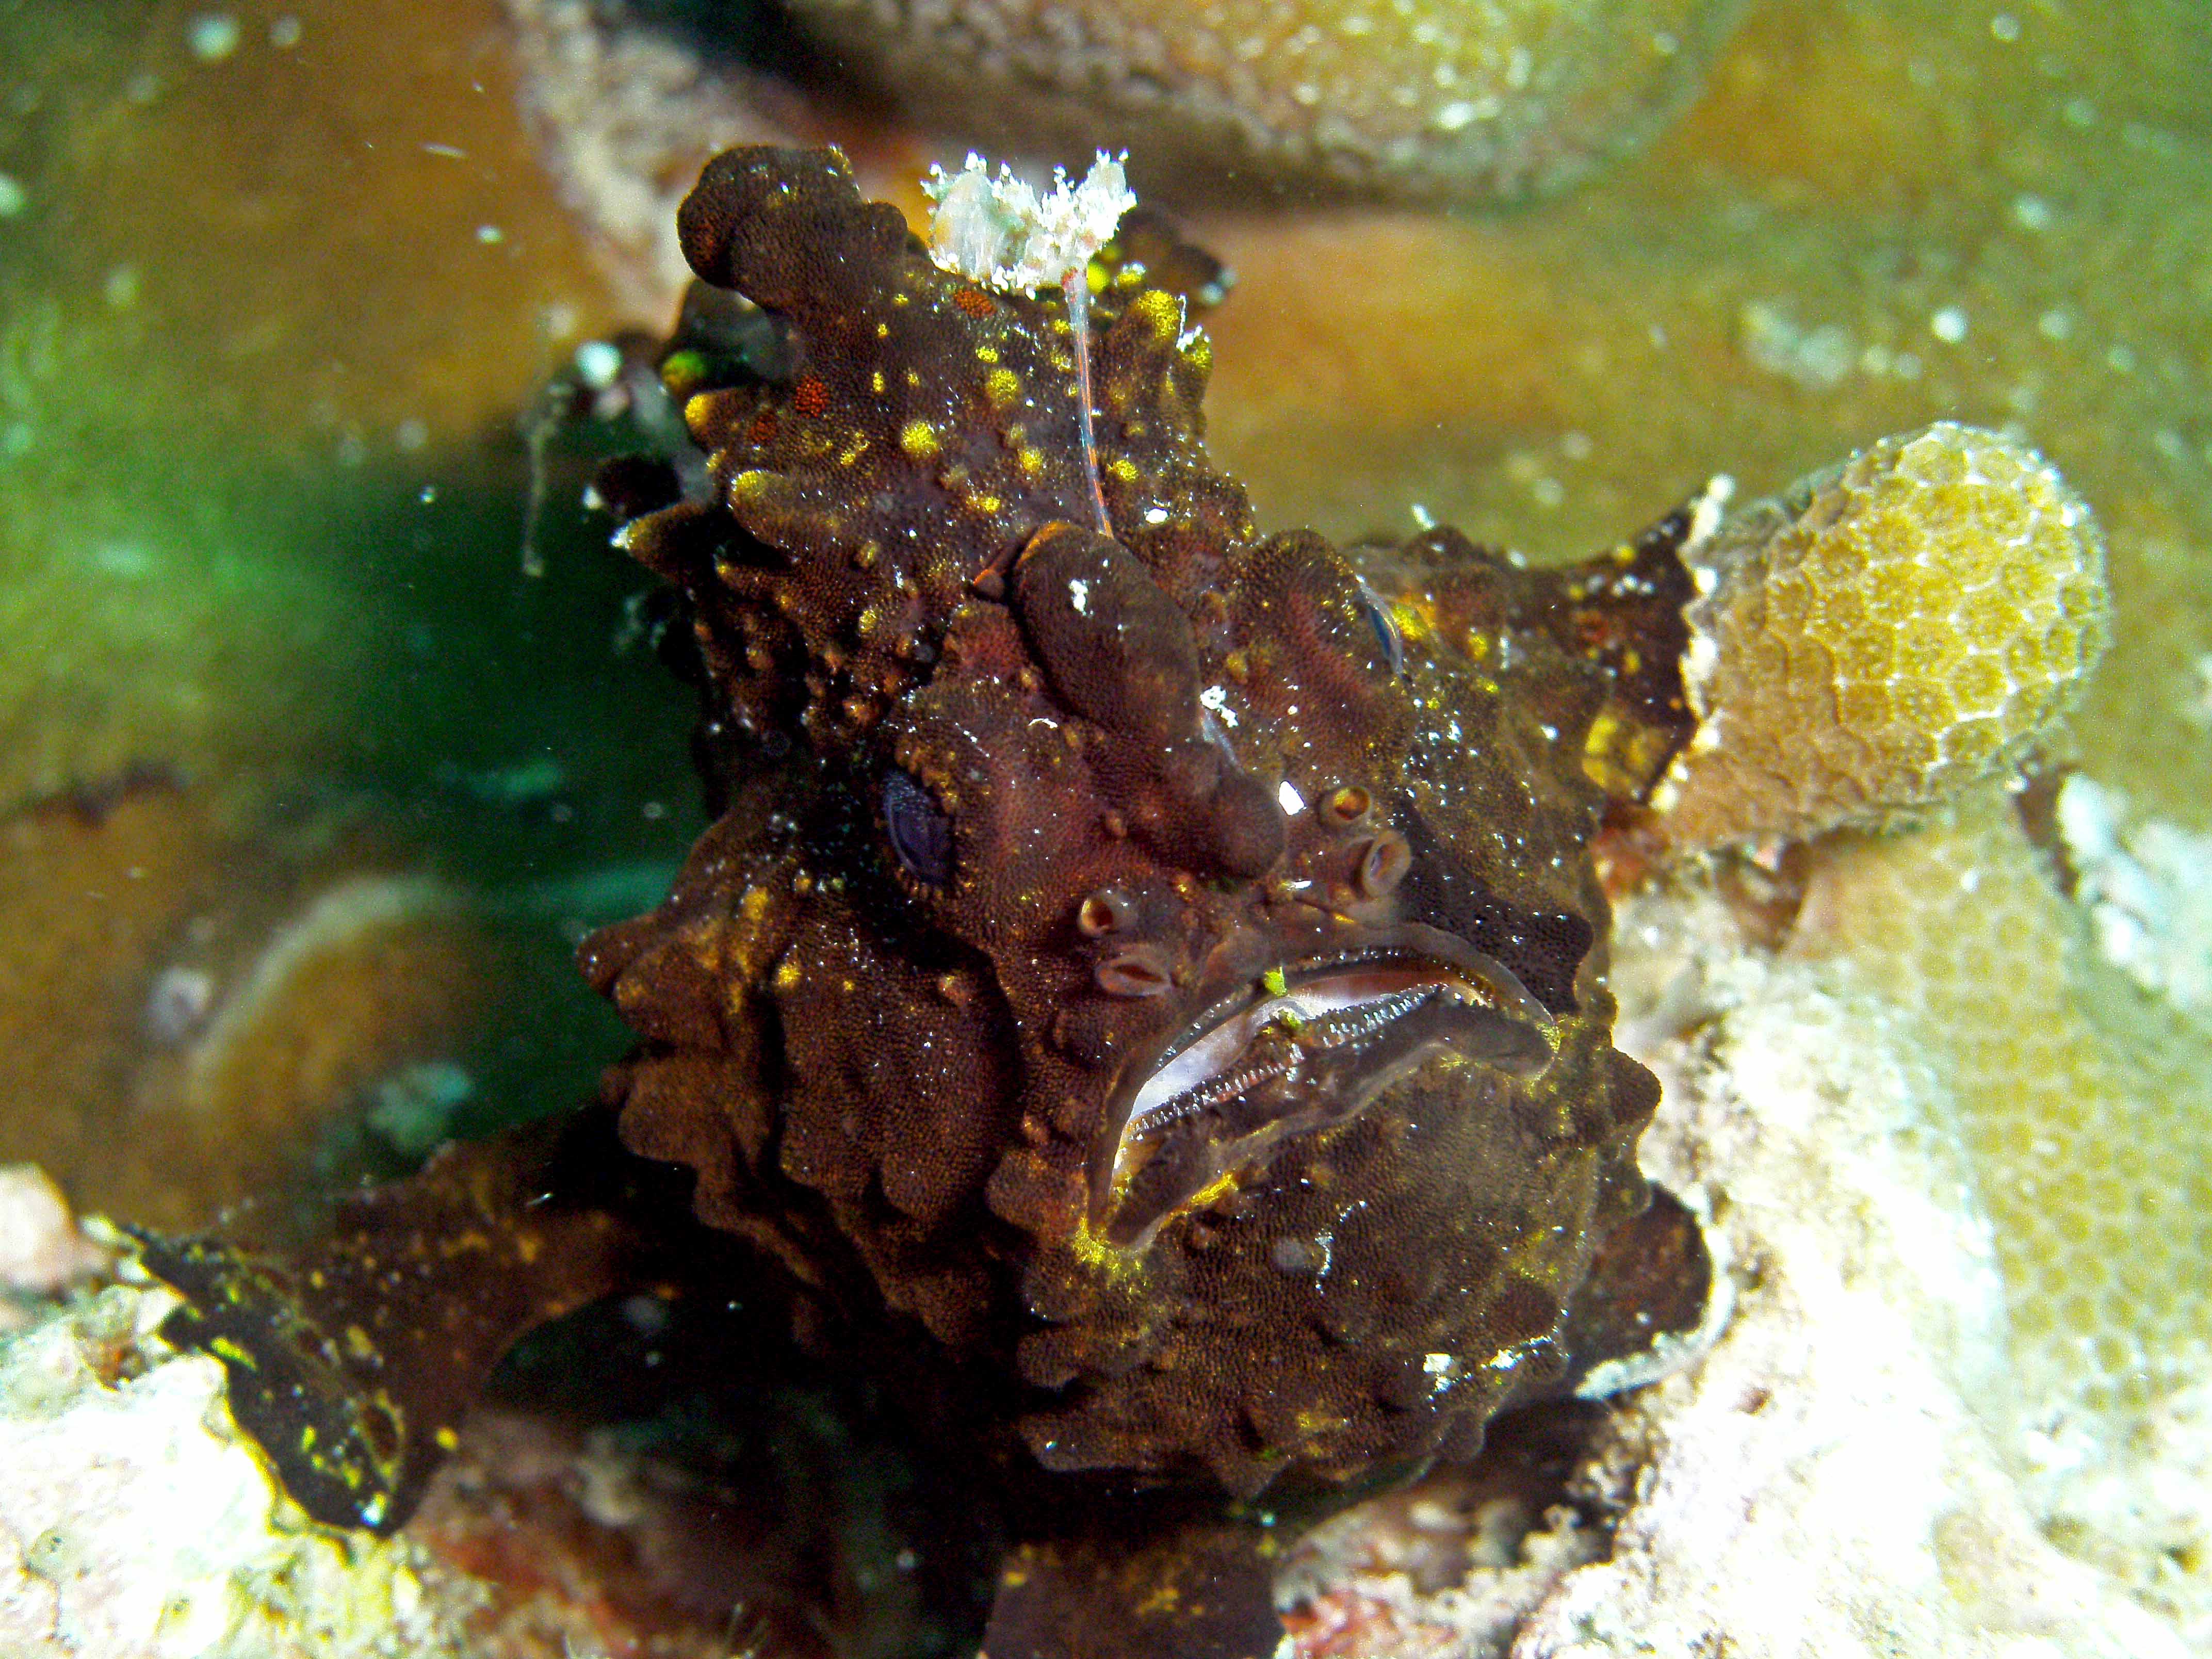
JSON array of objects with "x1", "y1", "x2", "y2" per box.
[
  {"x1": 747, "y1": 410, "x2": 778, "y2": 446},
  {"x1": 792, "y1": 373, "x2": 832, "y2": 417},
  {"x1": 954, "y1": 286, "x2": 996, "y2": 319}
]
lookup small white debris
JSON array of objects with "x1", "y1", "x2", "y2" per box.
[
  {"x1": 1738, "y1": 302, "x2": 1855, "y2": 389},
  {"x1": 365, "y1": 1060, "x2": 474, "y2": 1156},
  {"x1": 143, "y1": 966, "x2": 217, "y2": 1045},
  {"x1": 1278, "y1": 780, "x2": 1306, "y2": 816},
  {"x1": 1930, "y1": 306, "x2": 1969, "y2": 344},
  {"x1": 475, "y1": 223, "x2": 505, "y2": 245},
  {"x1": 186, "y1": 11, "x2": 241, "y2": 61},
  {"x1": 2012, "y1": 193, "x2": 2054, "y2": 231},
  {"x1": 573, "y1": 338, "x2": 624, "y2": 390},
  {"x1": 2057, "y1": 773, "x2": 2212, "y2": 1011},
  {"x1": 0, "y1": 172, "x2": 26, "y2": 219}
]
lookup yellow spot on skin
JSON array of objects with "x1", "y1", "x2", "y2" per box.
[
  {"x1": 1108, "y1": 457, "x2": 1139, "y2": 482},
  {"x1": 900, "y1": 419, "x2": 940, "y2": 461},
  {"x1": 1130, "y1": 288, "x2": 1181, "y2": 340},
  {"x1": 1262, "y1": 966, "x2": 1289, "y2": 996},
  {"x1": 1067, "y1": 1212, "x2": 1154, "y2": 1283},
  {"x1": 985, "y1": 368, "x2": 1021, "y2": 409},
  {"x1": 976, "y1": 345, "x2": 999, "y2": 364},
  {"x1": 211, "y1": 1336, "x2": 256, "y2": 1369},
  {"x1": 1186, "y1": 1169, "x2": 1242, "y2": 1211},
  {"x1": 434, "y1": 1426, "x2": 460, "y2": 1453},
  {"x1": 1135, "y1": 1583, "x2": 1182, "y2": 1616},
  {"x1": 871, "y1": 369, "x2": 886, "y2": 394},
  {"x1": 775, "y1": 959, "x2": 803, "y2": 990}
]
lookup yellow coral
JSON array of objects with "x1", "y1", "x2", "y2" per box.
[
  {"x1": 1787, "y1": 785, "x2": 2212, "y2": 1445},
  {"x1": 1656, "y1": 424, "x2": 2110, "y2": 848}
]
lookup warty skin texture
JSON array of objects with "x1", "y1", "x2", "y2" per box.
[{"x1": 584, "y1": 146, "x2": 1698, "y2": 1507}]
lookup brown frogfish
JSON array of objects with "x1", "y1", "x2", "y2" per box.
[{"x1": 136, "y1": 147, "x2": 1722, "y2": 1658}]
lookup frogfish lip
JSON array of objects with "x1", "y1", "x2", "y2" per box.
[{"x1": 1089, "y1": 923, "x2": 1557, "y2": 1250}]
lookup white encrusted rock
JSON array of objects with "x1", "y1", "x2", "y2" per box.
[
  {"x1": 0, "y1": 1282, "x2": 447, "y2": 1658},
  {"x1": 1506, "y1": 888, "x2": 2194, "y2": 1659}
]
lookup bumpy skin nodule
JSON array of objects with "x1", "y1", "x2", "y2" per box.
[{"x1": 584, "y1": 148, "x2": 1686, "y2": 1503}]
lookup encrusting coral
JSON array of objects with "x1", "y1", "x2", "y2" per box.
[
  {"x1": 1787, "y1": 789, "x2": 2212, "y2": 1532},
  {"x1": 1653, "y1": 422, "x2": 2111, "y2": 849},
  {"x1": 770, "y1": 0, "x2": 1751, "y2": 200},
  {"x1": 1626, "y1": 414, "x2": 2209, "y2": 1627}
]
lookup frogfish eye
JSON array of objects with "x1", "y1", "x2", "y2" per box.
[
  {"x1": 1355, "y1": 577, "x2": 1405, "y2": 677},
  {"x1": 882, "y1": 769, "x2": 954, "y2": 886}
]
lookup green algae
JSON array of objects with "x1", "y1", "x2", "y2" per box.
[{"x1": 0, "y1": 0, "x2": 705, "y2": 1192}]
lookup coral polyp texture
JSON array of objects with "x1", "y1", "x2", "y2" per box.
[
  {"x1": 1785, "y1": 784, "x2": 2212, "y2": 1633},
  {"x1": 771, "y1": 0, "x2": 1749, "y2": 200},
  {"x1": 1655, "y1": 423, "x2": 2110, "y2": 849}
]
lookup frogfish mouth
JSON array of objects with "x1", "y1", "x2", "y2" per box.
[{"x1": 1097, "y1": 924, "x2": 1557, "y2": 1248}]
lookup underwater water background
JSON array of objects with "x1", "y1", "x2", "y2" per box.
[{"x1": 0, "y1": 0, "x2": 2205, "y2": 1248}]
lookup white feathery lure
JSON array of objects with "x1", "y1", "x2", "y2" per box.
[{"x1": 923, "y1": 153, "x2": 1136, "y2": 533}]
